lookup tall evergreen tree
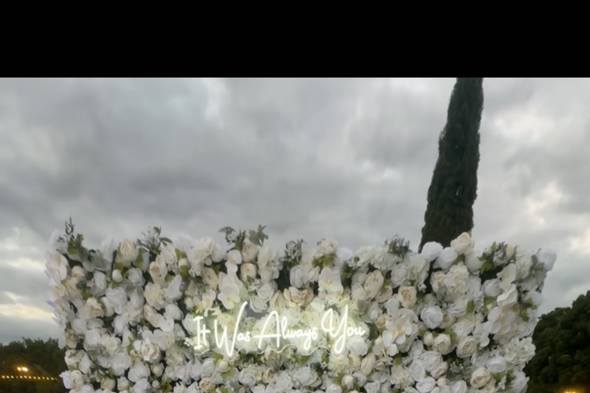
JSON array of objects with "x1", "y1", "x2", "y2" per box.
[{"x1": 420, "y1": 78, "x2": 484, "y2": 250}]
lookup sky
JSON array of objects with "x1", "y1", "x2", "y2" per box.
[{"x1": 1, "y1": 78, "x2": 589, "y2": 343}]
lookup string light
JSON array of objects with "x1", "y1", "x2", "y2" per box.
[{"x1": 0, "y1": 374, "x2": 58, "y2": 381}]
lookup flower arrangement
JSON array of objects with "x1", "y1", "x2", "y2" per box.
[{"x1": 47, "y1": 221, "x2": 556, "y2": 393}]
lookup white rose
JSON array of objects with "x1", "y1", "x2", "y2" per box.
[
  {"x1": 112, "y1": 269, "x2": 123, "y2": 283},
  {"x1": 198, "y1": 267, "x2": 217, "y2": 290},
  {"x1": 456, "y1": 336, "x2": 477, "y2": 358},
  {"x1": 140, "y1": 340, "x2": 160, "y2": 363},
  {"x1": 128, "y1": 361, "x2": 149, "y2": 382},
  {"x1": 227, "y1": 249, "x2": 243, "y2": 265},
  {"x1": 399, "y1": 286, "x2": 417, "y2": 309},
  {"x1": 117, "y1": 239, "x2": 139, "y2": 265},
  {"x1": 433, "y1": 334, "x2": 452, "y2": 354},
  {"x1": 483, "y1": 279, "x2": 501, "y2": 297},
  {"x1": 486, "y1": 355, "x2": 507, "y2": 373},
  {"x1": 435, "y1": 247, "x2": 458, "y2": 270},
  {"x1": 360, "y1": 353, "x2": 376, "y2": 376},
  {"x1": 242, "y1": 240, "x2": 259, "y2": 262},
  {"x1": 504, "y1": 337, "x2": 535, "y2": 365},
  {"x1": 363, "y1": 270, "x2": 384, "y2": 299},
  {"x1": 421, "y1": 242, "x2": 443, "y2": 262},
  {"x1": 510, "y1": 371, "x2": 529, "y2": 393},
  {"x1": 149, "y1": 260, "x2": 168, "y2": 284},
  {"x1": 497, "y1": 285, "x2": 518, "y2": 307},
  {"x1": 290, "y1": 265, "x2": 306, "y2": 288},
  {"x1": 239, "y1": 367, "x2": 258, "y2": 386},
  {"x1": 293, "y1": 366, "x2": 319, "y2": 387},
  {"x1": 240, "y1": 262, "x2": 257, "y2": 282},
  {"x1": 450, "y1": 232, "x2": 473, "y2": 255},
  {"x1": 421, "y1": 306, "x2": 443, "y2": 329},
  {"x1": 417, "y1": 377, "x2": 436, "y2": 393},
  {"x1": 111, "y1": 351, "x2": 132, "y2": 375},
  {"x1": 347, "y1": 335, "x2": 369, "y2": 356},
  {"x1": 127, "y1": 268, "x2": 144, "y2": 287},
  {"x1": 470, "y1": 367, "x2": 491, "y2": 388},
  {"x1": 319, "y1": 266, "x2": 343, "y2": 295},
  {"x1": 451, "y1": 380, "x2": 467, "y2": 393}
]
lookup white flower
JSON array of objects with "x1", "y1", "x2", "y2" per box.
[
  {"x1": 318, "y1": 266, "x2": 343, "y2": 296},
  {"x1": 421, "y1": 306, "x2": 443, "y2": 329},
  {"x1": 451, "y1": 380, "x2": 467, "y2": 393},
  {"x1": 347, "y1": 335, "x2": 369, "y2": 356},
  {"x1": 117, "y1": 239, "x2": 139, "y2": 265},
  {"x1": 140, "y1": 340, "x2": 160, "y2": 363},
  {"x1": 293, "y1": 366, "x2": 319, "y2": 387},
  {"x1": 239, "y1": 366, "x2": 258, "y2": 386},
  {"x1": 486, "y1": 355, "x2": 507, "y2": 373},
  {"x1": 242, "y1": 240, "x2": 259, "y2": 262},
  {"x1": 510, "y1": 371, "x2": 529, "y2": 393},
  {"x1": 317, "y1": 239, "x2": 338, "y2": 257},
  {"x1": 433, "y1": 334, "x2": 452, "y2": 354},
  {"x1": 470, "y1": 367, "x2": 491, "y2": 388},
  {"x1": 111, "y1": 351, "x2": 132, "y2": 375},
  {"x1": 497, "y1": 284, "x2": 518, "y2": 307},
  {"x1": 421, "y1": 242, "x2": 443, "y2": 262},
  {"x1": 240, "y1": 262, "x2": 257, "y2": 282},
  {"x1": 218, "y1": 263, "x2": 245, "y2": 310},
  {"x1": 456, "y1": 336, "x2": 477, "y2": 358},
  {"x1": 227, "y1": 249, "x2": 243, "y2": 265},
  {"x1": 435, "y1": 247, "x2": 458, "y2": 270},
  {"x1": 504, "y1": 337, "x2": 535, "y2": 365},
  {"x1": 364, "y1": 270, "x2": 384, "y2": 299},
  {"x1": 417, "y1": 376, "x2": 436, "y2": 393},
  {"x1": 399, "y1": 286, "x2": 417, "y2": 309},
  {"x1": 450, "y1": 233, "x2": 473, "y2": 255}
]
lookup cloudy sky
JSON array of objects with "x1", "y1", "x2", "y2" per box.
[{"x1": 1, "y1": 78, "x2": 589, "y2": 343}]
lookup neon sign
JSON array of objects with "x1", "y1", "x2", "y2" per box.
[{"x1": 184, "y1": 301, "x2": 367, "y2": 356}]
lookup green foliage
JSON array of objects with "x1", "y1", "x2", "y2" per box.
[
  {"x1": 386, "y1": 236, "x2": 411, "y2": 258},
  {"x1": 526, "y1": 291, "x2": 590, "y2": 392},
  {"x1": 420, "y1": 78, "x2": 484, "y2": 249}
]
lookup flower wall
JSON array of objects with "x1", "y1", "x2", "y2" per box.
[{"x1": 47, "y1": 224, "x2": 556, "y2": 393}]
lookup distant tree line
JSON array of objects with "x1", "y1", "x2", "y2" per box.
[
  {"x1": 526, "y1": 291, "x2": 590, "y2": 393},
  {"x1": 0, "y1": 338, "x2": 66, "y2": 393}
]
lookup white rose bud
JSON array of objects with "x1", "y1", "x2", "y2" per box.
[
  {"x1": 240, "y1": 262, "x2": 257, "y2": 282},
  {"x1": 112, "y1": 269, "x2": 123, "y2": 283},
  {"x1": 433, "y1": 334, "x2": 452, "y2": 355},
  {"x1": 202, "y1": 267, "x2": 219, "y2": 289},
  {"x1": 364, "y1": 270, "x2": 384, "y2": 299},
  {"x1": 456, "y1": 336, "x2": 477, "y2": 358},
  {"x1": 470, "y1": 367, "x2": 491, "y2": 388},
  {"x1": 117, "y1": 239, "x2": 139, "y2": 265},
  {"x1": 342, "y1": 375, "x2": 354, "y2": 389},
  {"x1": 241, "y1": 240, "x2": 259, "y2": 263},
  {"x1": 423, "y1": 331, "x2": 434, "y2": 346},
  {"x1": 421, "y1": 305, "x2": 443, "y2": 329},
  {"x1": 399, "y1": 286, "x2": 417, "y2": 309},
  {"x1": 450, "y1": 232, "x2": 473, "y2": 255}
]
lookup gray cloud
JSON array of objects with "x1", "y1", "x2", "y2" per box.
[{"x1": 0, "y1": 78, "x2": 589, "y2": 342}]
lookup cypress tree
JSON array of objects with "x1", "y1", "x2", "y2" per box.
[{"x1": 419, "y1": 78, "x2": 484, "y2": 250}]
